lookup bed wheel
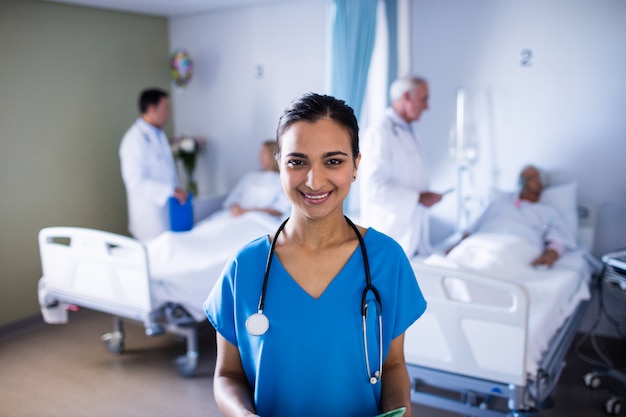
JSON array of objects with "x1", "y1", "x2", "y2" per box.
[
  {"x1": 583, "y1": 372, "x2": 602, "y2": 389},
  {"x1": 175, "y1": 351, "x2": 198, "y2": 377},
  {"x1": 605, "y1": 397, "x2": 622, "y2": 415},
  {"x1": 101, "y1": 331, "x2": 125, "y2": 355}
]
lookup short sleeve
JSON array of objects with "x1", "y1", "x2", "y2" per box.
[
  {"x1": 203, "y1": 258, "x2": 238, "y2": 346},
  {"x1": 365, "y1": 228, "x2": 427, "y2": 340},
  {"x1": 392, "y1": 248, "x2": 427, "y2": 339}
]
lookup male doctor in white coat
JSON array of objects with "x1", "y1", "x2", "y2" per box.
[
  {"x1": 359, "y1": 76, "x2": 442, "y2": 257},
  {"x1": 119, "y1": 88, "x2": 188, "y2": 242}
]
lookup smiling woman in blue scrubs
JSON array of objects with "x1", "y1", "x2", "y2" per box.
[{"x1": 204, "y1": 92, "x2": 427, "y2": 417}]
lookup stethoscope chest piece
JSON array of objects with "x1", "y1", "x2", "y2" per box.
[
  {"x1": 248, "y1": 216, "x2": 383, "y2": 384},
  {"x1": 246, "y1": 312, "x2": 269, "y2": 336}
]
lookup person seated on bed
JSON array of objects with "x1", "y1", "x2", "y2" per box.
[
  {"x1": 447, "y1": 164, "x2": 577, "y2": 268},
  {"x1": 222, "y1": 140, "x2": 291, "y2": 219}
]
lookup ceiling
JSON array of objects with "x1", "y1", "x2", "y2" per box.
[{"x1": 42, "y1": 0, "x2": 290, "y2": 17}]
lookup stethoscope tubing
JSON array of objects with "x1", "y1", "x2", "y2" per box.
[
  {"x1": 252, "y1": 215, "x2": 383, "y2": 384},
  {"x1": 257, "y1": 217, "x2": 287, "y2": 313}
]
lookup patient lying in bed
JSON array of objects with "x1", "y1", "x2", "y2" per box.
[
  {"x1": 443, "y1": 165, "x2": 577, "y2": 275},
  {"x1": 413, "y1": 166, "x2": 591, "y2": 381}
]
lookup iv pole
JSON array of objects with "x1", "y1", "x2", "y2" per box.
[{"x1": 455, "y1": 88, "x2": 466, "y2": 232}]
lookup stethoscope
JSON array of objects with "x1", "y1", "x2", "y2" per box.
[
  {"x1": 391, "y1": 120, "x2": 402, "y2": 136},
  {"x1": 245, "y1": 216, "x2": 384, "y2": 385}
]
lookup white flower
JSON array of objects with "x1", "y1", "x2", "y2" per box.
[{"x1": 179, "y1": 137, "x2": 196, "y2": 153}]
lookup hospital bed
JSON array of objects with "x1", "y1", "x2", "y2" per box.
[
  {"x1": 37, "y1": 196, "x2": 285, "y2": 377},
  {"x1": 404, "y1": 192, "x2": 602, "y2": 416}
]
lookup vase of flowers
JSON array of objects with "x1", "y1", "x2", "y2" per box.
[{"x1": 170, "y1": 135, "x2": 207, "y2": 195}]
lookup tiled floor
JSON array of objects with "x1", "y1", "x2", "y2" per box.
[{"x1": 0, "y1": 309, "x2": 623, "y2": 417}]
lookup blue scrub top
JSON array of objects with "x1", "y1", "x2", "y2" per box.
[{"x1": 205, "y1": 228, "x2": 426, "y2": 417}]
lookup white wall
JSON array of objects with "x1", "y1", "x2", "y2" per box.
[
  {"x1": 0, "y1": 0, "x2": 169, "y2": 326},
  {"x1": 410, "y1": 0, "x2": 626, "y2": 257},
  {"x1": 169, "y1": 0, "x2": 626, "y2": 259},
  {"x1": 168, "y1": 0, "x2": 328, "y2": 197},
  {"x1": 167, "y1": 0, "x2": 625, "y2": 337}
]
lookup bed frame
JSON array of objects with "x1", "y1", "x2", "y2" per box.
[
  {"x1": 38, "y1": 226, "x2": 205, "y2": 376},
  {"x1": 405, "y1": 256, "x2": 598, "y2": 416},
  {"x1": 401, "y1": 206, "x2": 600, "y2": 416},
  {"x1": 37, "y1": 196, "x2": 225, "y2": 377}
]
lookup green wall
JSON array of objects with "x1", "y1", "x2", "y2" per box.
[{"x1": 0, "y1": 0, "x2": 170, "y2": 326}]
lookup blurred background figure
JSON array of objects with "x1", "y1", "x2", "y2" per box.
[
  {"x1": 119, "y1": 88, "x2": 188, "y2": 242},
  {"x1": 359, "y1": 76, "x2": 443, "y2": 257},
  {"x1": 224, "y1": 140, "x2": 290, "y2": 219}
]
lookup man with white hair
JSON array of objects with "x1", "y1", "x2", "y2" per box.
[{"x1": 359, "y1": 76, "x2": 442, "y2": 257}]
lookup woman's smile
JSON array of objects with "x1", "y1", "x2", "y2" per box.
[{"x1": 301, "y1": 190, "x2": 331, "y2": 204}]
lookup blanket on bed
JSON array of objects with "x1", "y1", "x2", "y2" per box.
[
  {"x1": 148, "y1": 210, "x2": 281, "y2": 321},
  {"x1": 421, "y1": 232, "x2": 591, "y2": 376}
]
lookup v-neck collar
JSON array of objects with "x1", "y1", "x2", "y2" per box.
[{"x1": 266, "y1": 230, "x2": 368, "y2": 301}]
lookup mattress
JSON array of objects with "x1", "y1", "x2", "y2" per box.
[{"x1": 406, "y1": 233, "x2": 591, "y2": 381}]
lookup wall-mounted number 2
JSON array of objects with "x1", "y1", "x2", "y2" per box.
[{"x1": 521, "y1": 49, "x2": 533, "y2": 67}]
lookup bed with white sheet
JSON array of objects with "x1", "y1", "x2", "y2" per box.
[
  {"x1": 37, "y1": 197, "x2": 283, "y2": 377},
  {"x1": 405, "y1": 183, "x2": 601, "y2": 416}
]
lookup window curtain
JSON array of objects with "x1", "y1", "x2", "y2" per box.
[{"x1": 329, "y1": 0, "x2": 379, "y2": 120}]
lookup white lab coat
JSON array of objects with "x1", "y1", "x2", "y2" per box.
[
  {"x1": 359, "y1": 108, "x2": 432, "y2": 257},
  {"x1": 119, "y1": 118, "x2": 179, "y2": 242}
]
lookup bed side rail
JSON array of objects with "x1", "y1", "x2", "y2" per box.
[
  {"x1": 407, "y1": 261, "x2": 529, "y2": 386},
  {"x1": 38, "y1": 227, "x2": 154, "y2": 324}
]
